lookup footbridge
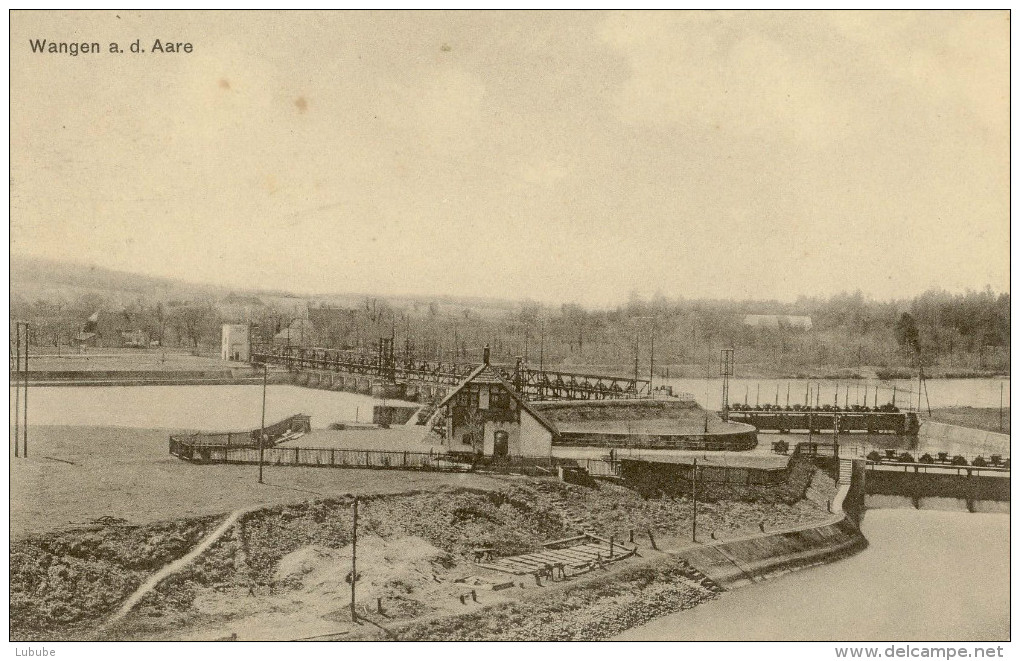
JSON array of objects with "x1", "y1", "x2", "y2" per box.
[{"x1": 250, "y1": 343, "x2": 652, "y2": 401}]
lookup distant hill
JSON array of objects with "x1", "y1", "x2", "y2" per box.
[{"x1": 9, "y1": 255, "x2": 528, "y2": 317}]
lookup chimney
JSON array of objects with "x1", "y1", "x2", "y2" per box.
[{"x1": 483, "y1": 345, "x2": 490, "y2": 365}]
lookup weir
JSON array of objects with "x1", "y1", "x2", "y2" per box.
[
  {"x1": 725, "y1": 408, "x2": 919, "y2": 436},
  {"x1": 864, "y1": 461, "x2": 1010, "y2": 512}
]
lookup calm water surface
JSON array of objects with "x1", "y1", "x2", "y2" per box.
[
  {"x1": 665, "y1": 378, "x2": 1009, "y2": 410},
  {"x1": 616, "y1": 510, "x2": 1009, "y2": 641},
  {"x1": 14, "y1": 385, "x2": 389, "y2": 430}
]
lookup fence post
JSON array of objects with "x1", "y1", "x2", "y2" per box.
[
  {"x1": 403, "y1": 451, "x2": 408, "y2": 467},
  {"x1": 294, "y1": 448, "x2": 300, "y2": 465},
  {"x1": 331, "y1": 449, "x2": 336, "y2": 466}
]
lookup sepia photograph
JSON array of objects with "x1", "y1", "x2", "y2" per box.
[{"x1": 8, "y1": 8, "x2": 1011, "y2": 652}]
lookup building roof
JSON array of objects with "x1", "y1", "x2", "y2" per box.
[{"x1": 438, "y1": 363, "x2": 559, "y2": 435}]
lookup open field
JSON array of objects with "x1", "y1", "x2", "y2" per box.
[{"x1": 11, "y1": 425, "x2": 504, "y2": 539}]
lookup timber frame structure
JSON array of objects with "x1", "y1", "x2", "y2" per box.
[{"x1": 250, "y1": 343, "x2": 651, "y2": 401}]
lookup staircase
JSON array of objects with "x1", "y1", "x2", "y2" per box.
[{"x1": 837, "y1": 458, "x2": 853, "y2": 485}]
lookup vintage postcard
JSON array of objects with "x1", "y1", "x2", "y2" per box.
[{"x1": 8, "y1": 9, "x2": 1010, "y2": 653}]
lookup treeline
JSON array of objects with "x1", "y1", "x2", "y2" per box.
[{"x1": 9, "y1": 287, "x2": 1009, "y2": 377}]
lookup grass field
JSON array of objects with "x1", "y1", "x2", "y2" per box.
[{"x1": 11, "y1": 425, "x2": 504, "y2": 539}]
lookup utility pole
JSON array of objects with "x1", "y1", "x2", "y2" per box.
[
  {"x1": 691, "y1": 458, "x2": 698, "y2": 543},
  {"x1": 539, "y1": 323, "x2": 545, "y2": 372},
  {"x1": 720, "y1": 348, "x2": 733, "y2": 420},
  {"x1": 258, "y1": 363, "x2": 267, "y2": 484},
  {"x1": 23, "y1": 323, "x2": 29, "y2": 458},
  {"x1": 351, "y1": 496, "x2": 359, "y2": 622},
  {"x1": 649, "y1": 331, "x2": 654, "y2": 395},
  {"x1": 14, "y1": 322, "x2": 20, "y2": 458},
  {"x1": 1000, "y1": 382, "x2": 1004, "y2": 432},
  {"x1": 633, "y1": 334, "x2": 639, "y2": 390}
]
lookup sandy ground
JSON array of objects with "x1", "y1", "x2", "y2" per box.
[
  {"x1": 11, "y1": 425, "x2": 505, "y2": 539},
  {"x1": 141, "y1": 533, "x2": 684, "y2": 642},
  {"x1": 166, "y1": 534, "x2": 521, "y2": 641}
]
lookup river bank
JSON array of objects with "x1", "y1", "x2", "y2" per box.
[{"x1": 12, "y1": 462, "x2": 836, "y2": 641}]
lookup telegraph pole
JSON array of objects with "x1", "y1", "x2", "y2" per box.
[
  {"x1": 649, "y1": 331, "x2": 654, "y2": 395},
  {"x1": 258, "y1": 363, "x2": 267, "y2": 484},
  {"x1": 350, "y1": 496, "x2": 359, "y2": 622},
  {"x1": 633, "y1": 334, "x2": 639, "y2": 389},
  {"x1": 22, "y1": 322, "x2": 29, "y2": 456},
  {"x1": 14, "y1": 322, "x2": 20, "y2": 458},
  {"x1": 999, "y1": 382, "x2": 1004, "y2": 432},
  {"x1": 691, "y1": 458, "x2": 698, "y2": 543}
]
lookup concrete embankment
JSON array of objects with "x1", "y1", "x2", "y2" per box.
[{"x1": 676, "y1": 460, "x2": 867, "y2": 589}]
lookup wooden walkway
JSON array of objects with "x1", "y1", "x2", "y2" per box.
[{"x1": 478, "y1": 534, "x2": 636, "y2": 575}]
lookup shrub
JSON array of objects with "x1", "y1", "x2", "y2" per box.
[
  {"x1": 951, "y1": 455, "x2": 969, "y2": 466},
  {"x1": 897, "y1": 452, "x2": 915, "y2": 464},
  {"x1": 866, "y1": 451, "x2": 883, "y2": 463}
]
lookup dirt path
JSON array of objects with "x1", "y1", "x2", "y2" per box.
[{"x1": 98, "y1": 508, "x2": 249, "y2": 634}]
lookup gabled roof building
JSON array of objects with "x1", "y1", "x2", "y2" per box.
[{"x1": 436, "y1": 347, "x2": 558, "y2": 458}]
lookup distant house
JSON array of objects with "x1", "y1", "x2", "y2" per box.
[
  {"x1": 742, "y1": 314, "x2": 813, "y2": 330},
  {"x1": 74, "y1": 332, "x2": 98, "y2": 349},
  {"x1": 121, "y1": 329, "x2": 149, "y2": 348},
  {"x1": 88, "y1": 310, "x2": 150, "y2": 348},
  {"x1": 436, "y1": 347, "x2": 558, "y2": 457},
  {"x1": 221, "y1": 324, "x2": 250, "y2": 361}
]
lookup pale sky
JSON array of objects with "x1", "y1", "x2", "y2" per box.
[{"x1": 10, "y1": 10, "x2": 1010, "y2": 306}]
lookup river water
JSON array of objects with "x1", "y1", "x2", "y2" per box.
[
  {"x1": 663, "y1": 377, "x2": 1010, "y2": 410},
  {"x1": 12, "y1": 385, "x2": 388, "y2": 431},
  {"x1": 616, "y1": 510, "x2": 1009, "y2": 641}
]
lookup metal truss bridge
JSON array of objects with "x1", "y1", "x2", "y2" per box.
[{"x1": 250, "y1": 343, "x2": 651, "y2": 401}]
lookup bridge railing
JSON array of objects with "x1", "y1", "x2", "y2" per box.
[
  {"x1": 251, "y1": 342, "x2": 656, "y2": 401},
  {"x1": 170, "y1": 440, "x2": 594, "y2": 476}
]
